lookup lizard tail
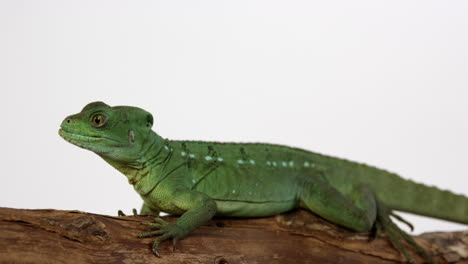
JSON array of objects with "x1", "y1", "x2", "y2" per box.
[{"x1": 371, "y1": 170, "x2": 468, "y2": 225}]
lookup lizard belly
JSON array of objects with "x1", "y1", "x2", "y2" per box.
[{"x1": 214, "y1": 199, "x2": 296, "y2": 217}]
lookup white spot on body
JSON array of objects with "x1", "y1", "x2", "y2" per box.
[
  {"x1": 192, "y1": 179, "x2": 196, "y2": 183},
  {"x1": 164, "y1": 146, "x2": 169, "y2": 151},
  {"x1": 181, "y1": 151, "x2": 186, "y2": 156},
  {"x1": 205, "y1": 156, "x2": 212, "y2": 161},
  {"x1": 189, "y1": 153, "x2": 196, "y2": 158},
  {"x1": 282, "y1": 161, "x2": 287, "y2": 167},
  {"x1": 237, "y1": 160, "x2": 244, "y2": 164},
  {"x1": 217, "y1": 157, "x2": 223, "y2": 162},
  {"x1": 289, "y1": 161, "x2": 294, "y2": 167},
  {"x1": 304, "y1": 161, "x2": 310, "y2": 167},
  {"x1": 272, "y1": 161, "x2": 277, "y2": 167},
  {"x1": 266, "y1": 161, "x2": 271, "y2": 166},
  {"x1": 249, "y1": 159, "x2": 255, "y2": 165},
  {"x1": 232, "y1": 189, "x2": 236, "y2": 194}
]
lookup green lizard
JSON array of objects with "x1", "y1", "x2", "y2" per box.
[{"x1": 59, "y1": 102, "x2": 468, "y2": 263}]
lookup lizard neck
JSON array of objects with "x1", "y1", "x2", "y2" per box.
[{"x1": 99, "y1": 131, "x2": 169, "y2": 185}]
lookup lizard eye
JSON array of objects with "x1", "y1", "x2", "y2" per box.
[{"x1": 91, "y1": 114, "x2": 107, "y2": 127}]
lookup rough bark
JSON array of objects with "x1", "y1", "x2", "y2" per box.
[{"x1": 0, "y1": 207, "x2": 467, "y2": 264}]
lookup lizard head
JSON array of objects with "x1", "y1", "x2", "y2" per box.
[{"x1": 59, "y1": 101, "x2": 155, "y2": 162}]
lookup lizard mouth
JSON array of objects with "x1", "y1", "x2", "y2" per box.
[
  {"x1": 59, "y1": 128, "x2": 104, "y2": 142},
  {"x1": 58, "y1": 128, "x2": 120, "y2": 153}
]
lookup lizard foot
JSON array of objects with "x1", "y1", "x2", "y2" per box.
[
  {"x1": 376, "y1": 202, "x2": 436, "y2": 264},
  {"x1": 117, "y1": 208, "x2": 138, "y2": 216},
  {"x1": 138, "y1": 218, "x2": 184, "y2": 257}
]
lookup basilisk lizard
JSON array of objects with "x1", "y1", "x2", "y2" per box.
[{"x1": 59, "y1": 102, "x2": 468, "y2": 263}]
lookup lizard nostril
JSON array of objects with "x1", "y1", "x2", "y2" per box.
[{"x1": 66, "y1": 119, "x2": 71, "y2": 124}]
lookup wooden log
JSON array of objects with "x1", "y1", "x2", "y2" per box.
[{"x1": 0, "y1": 207, "x2": 467, "y2": 264}]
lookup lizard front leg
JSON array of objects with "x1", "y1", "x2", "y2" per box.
[{"x1": 138, "y1": 190, "x2": 217, "y2": 256}]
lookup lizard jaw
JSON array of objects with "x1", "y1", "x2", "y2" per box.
[{"x1": 58, "y1": 128, "x2": 118, "y2": 154}]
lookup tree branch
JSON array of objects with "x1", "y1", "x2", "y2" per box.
[{"x1": 0, "y1": 207, "x2": 466, "y2": 263}]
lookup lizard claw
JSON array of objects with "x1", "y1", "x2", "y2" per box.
[
  {"x1": 172, "y1": 237, "x2": 179, "y2": 252},
  {"x1": 117, "y1": 208, "x2": 139, "y2": 216},
  {"x1": 152, "y1": 246, "x2": 160, "y2": 257},
  {"x1": 138, "y1": 217, "x2": 185, "y2": 257},
  {"x1": 368, "y1": 223, "x2": 380, "y2": 242},
  {"x1": 376, "y1": 202, "x2": 436, "y2": 264}
]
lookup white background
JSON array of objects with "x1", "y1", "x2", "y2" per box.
[{"x1": 1, "y1": 0, "x2": 467, "y2": 234}]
